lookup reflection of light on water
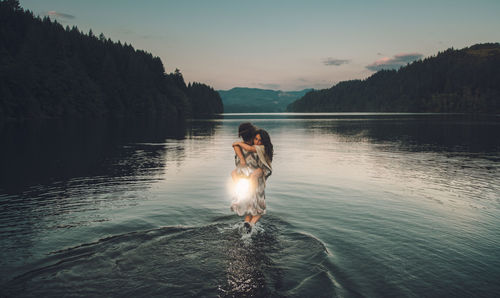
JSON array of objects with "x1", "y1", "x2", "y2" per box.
[{"x1": 221, "y1": 223, "x2": 267, "y2": 296}]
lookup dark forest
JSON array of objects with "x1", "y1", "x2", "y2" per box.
[
  {"x1": 0, "y1": 0, "x2": 223, "y2": 122},
  {"x1": 287, "y1": 43, "x2": 500, "y2": 113}
]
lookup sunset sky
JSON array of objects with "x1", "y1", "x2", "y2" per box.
[{"x1": 19, "y1": 0, "x2": 500, "y2": 91}]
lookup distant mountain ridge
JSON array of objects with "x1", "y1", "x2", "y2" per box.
[
  {"x1": 218, "y1": 87, "x2": 312, "y2": 113},
  {"x1": 287, "y1": 43, "x2": 500, "y2": 113}
]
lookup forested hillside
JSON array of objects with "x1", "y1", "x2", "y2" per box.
[
  {"x1": 0, "y1": 0, "x2": 222, "y2": 121},
  {"x1": 287, "y1": 44, "x2": 500, "y2": 113},
  {"x1": 219, "y1": 87, "x2": 312, "y2": 112}
]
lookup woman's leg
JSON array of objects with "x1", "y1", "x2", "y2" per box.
[
  {"x1": 249, "y1": 168, "x2": 263, "y2": 193},
  {"x1": 250, "y1": 215, "x2": 261, "y2": 225},
  {"x1": 248, "y1": 168, "x2": 264, "y2": 226}
]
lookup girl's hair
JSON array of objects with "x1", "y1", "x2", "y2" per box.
[
  {"x1": 255, "y1": 129, "x2": 273, "y2": 162},
  {"x1": 238, "y1": 122, "x2": 256, "y2": 142}
]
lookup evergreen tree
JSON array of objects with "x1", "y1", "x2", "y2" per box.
[
  {"x1": 287, "y1": 44, "x2": 500, "y2": 114},
  {"x1": 0, "y1": 0, "x2": 223, "y2": 121}
]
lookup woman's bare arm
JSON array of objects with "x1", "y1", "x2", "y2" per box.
[
  {"x1": 233, "y1": 144, "x2": 246, "y2": 165},
  {"x1": 233, "y1": 141, "x2": 256, "y2": 152}
]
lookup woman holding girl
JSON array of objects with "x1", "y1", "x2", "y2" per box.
[{"x1": 231, "y1": 123, "x2": 273, "y2": 231}]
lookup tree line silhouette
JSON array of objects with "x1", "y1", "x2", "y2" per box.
[
  {"x1": 287, "y1": 43, "x2": 500, "y2": 113},
  {"x1": 0, "y1": 0, "x2": 223, "y2": 122}
]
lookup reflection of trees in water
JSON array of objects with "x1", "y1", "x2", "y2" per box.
[
  {"x1": 0, "y1": 118, "x2": 187, "y2": 193},
  {"x1": 297, "y1": 115, "x2": 500, "y2": 211},
  {"x1": 0, "y1": 116, "x2": 222, "y2": 206},
  {"x1": 223, "y1": 114, "x2": 498, "y2": 153},
  {"x1": 185, "y1": 119, "x2": 221, "y2": 139},
  {"x1": 0, "y1": 116, "x2": 222, "y2": 211},
  {"x1": 0, "y1": 117, "x2": 220, "y2": 277},
  {"x1": 162, "y1": 119, "x2": 221, "y2": 169},
  {"x1": 301, "y1": 114, "x2": 500, "y2": 153}
]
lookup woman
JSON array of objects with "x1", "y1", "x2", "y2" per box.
[
  {"x1": 230, "y1": 123, "x2": 260, "y2": 226},
  {"x1": 231, "y1": 128, "x2": 273, "y2": 231}
]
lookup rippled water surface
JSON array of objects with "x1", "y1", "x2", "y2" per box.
[{"x1": 1, "y1": 114, "x2": 500, "y2": 297}]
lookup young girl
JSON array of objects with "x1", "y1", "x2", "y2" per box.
[{"x1": 231, "y1": 129, "x2": 273, "y2": 230}]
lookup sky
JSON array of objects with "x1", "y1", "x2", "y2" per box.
[{"x1": 19, "y1": 0, "x2": 500, "y2": 91}]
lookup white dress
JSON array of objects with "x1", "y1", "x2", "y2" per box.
[{"x1": 230, "y1": 146, "x2": 272, "y2": 216}]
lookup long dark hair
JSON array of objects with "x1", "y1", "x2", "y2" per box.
[{"x1": 255, "y1": 129, "x2": 273, "y2": 162}]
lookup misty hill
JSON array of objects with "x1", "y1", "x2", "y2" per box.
[
  {"x1": 219, "y1": 87, "x2": 312, "y2": 113},
  {"x1": 0, "y1": 0, "x2": 222, "y2": 122},
  {"x1": 287, "y1": 43, "x2": 500, "y2": 114}
]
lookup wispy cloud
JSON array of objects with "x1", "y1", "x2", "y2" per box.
[
  {"x1": 46, "y1": 11, "x2": 75, "y2": 19},
  {"x1": 366, "y1": 53, "x2": 423, "y2": 71},
  {"x1": 322, "y1": 58, "x2": 350, "y2": 66}
]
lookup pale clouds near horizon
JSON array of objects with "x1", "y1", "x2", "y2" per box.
[
  {"x1": 46, "y1": 10, "x2": 75, "y2": 19},
  {"x1": 366, "y1": 53, "x2": 424, "y2": 71},
  {"x1": 323, "y1": 58, "x2": 351, "y2": 66}
]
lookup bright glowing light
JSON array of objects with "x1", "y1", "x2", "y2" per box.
[{"x1": 235, "y1": 178, "x2": 250, "y2": 198}]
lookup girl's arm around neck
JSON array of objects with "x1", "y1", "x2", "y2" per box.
[{"x1": 233, "y1": 142, "x2": 257, "y2": 152}]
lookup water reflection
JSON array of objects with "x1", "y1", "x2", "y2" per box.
[
  {"x1": 1, "y1": 113, "x2": 499, "y2": 297},
  {"x1": 233, "y1": 113, "x2": 499, "y2": 210},
  {"x1": 0, "y1": 118, "x2": 223, "y2": 193},
  {"x1": 2, "y1": 218, "x2": 334, "y2": 297},
  {"x1": 221, "y1": 225, "x2": 279, "y2": 297},
  {"x1": 1, "y1": 118, "x2": 181, "y2": 192},
  {"x1": 223, "y1": 113, "x2": 500, "y2": 153},
  {"x1": 293, "y1": 114, "x2": 500, "y2": 208},
  {"x1": 0, "y1": 117, "x2": 220, "y2": 283},
  {"x1": 302, "y1": 114, "x2": 500, "y2": 154},
  {"x1": 0, "y1": 118, "x2": 186, "y2": 235}
]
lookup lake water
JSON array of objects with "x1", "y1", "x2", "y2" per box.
[{"x1": 1, "y1": 113, "x2": 500, "y2": 297}]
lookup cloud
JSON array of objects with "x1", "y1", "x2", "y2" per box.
[
  {"x1": 322, "y1": 58, "x2": 350, "y2": 66},
  {"x1": 366, "y1": 53, "x2": 423, "y2": 71},
  {"x1": 258, "y1": 83, "x2": 281, "y2": 90},
  {"x1": 47, "y1": 11, "x2": 75, "y2": 19}
]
